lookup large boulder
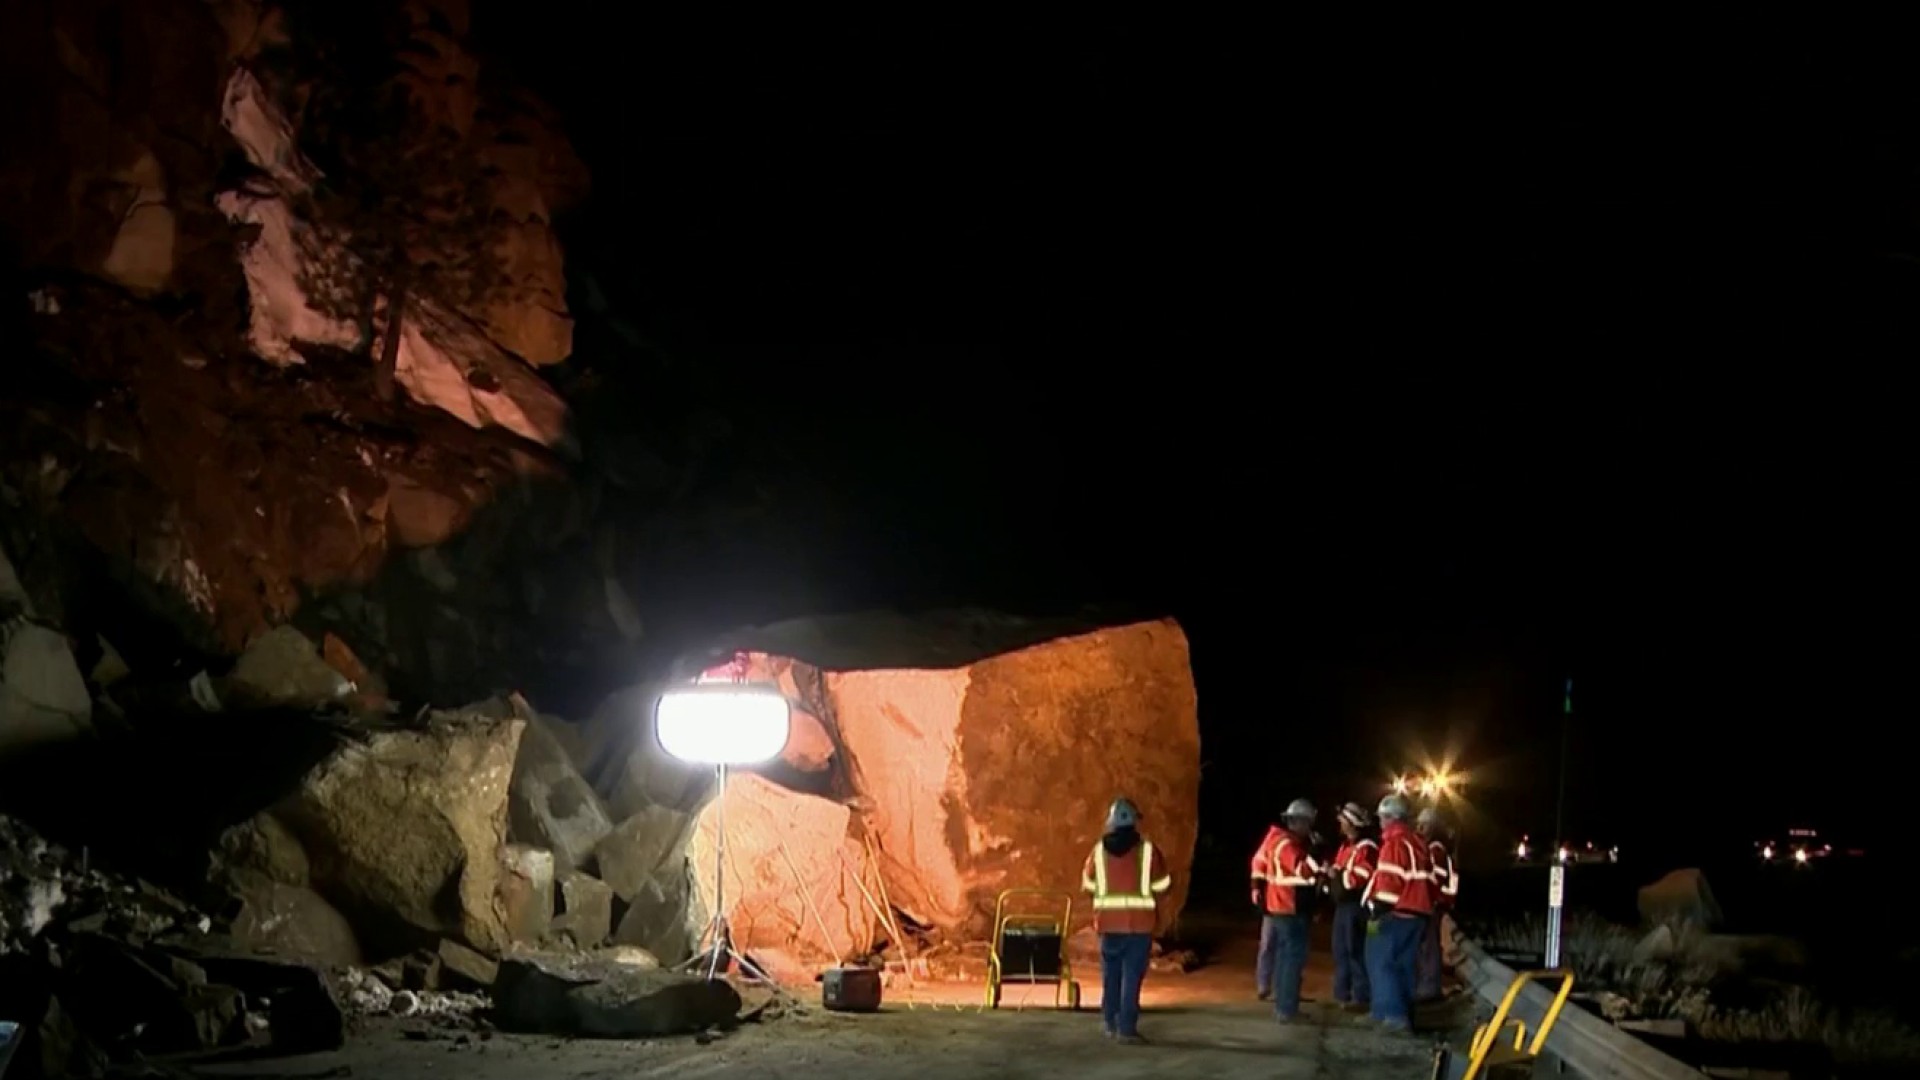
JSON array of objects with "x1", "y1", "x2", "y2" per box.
[
  {"x1": 268, "y1": 700, "x2": 527, "y2": 956},
  {"x1": 551, "y1": 871, "x2": 614, "y2": 948},
  {"x1": 223, "y1": 626, "x2": 353, "y2": 710},
  {"x1": 223, "y1": 870, "x2": 363, "y2": 969},
  {"x1": 490, "y1": 953, "x2": 739, "y2": 1038},
  {"x1": 508, "y1": 715, "x2": 614, "y2": 874},
  {"x1": 685, "y1": 772, "x2": 876, "y2": 963},
  {"x1": 0, "y1": 620, "x2": 93, "y2": 759},
  {"x1": 828, "y1": 619, "x2": 1199, "y2": 936},
  {"x1": 593, "y1": 804, "x2": 699, "y2": 963},
  {"x1": 1638, "y1": 868, "x2": 1724, "y2": 930}
]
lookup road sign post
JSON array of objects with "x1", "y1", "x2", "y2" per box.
[
  {"x1": 1546, "y1": 676, "x2": 1571, "y2": 970},
  {"x1": 1545, "y1": 863, "x2": 1566, "y2": 969}
]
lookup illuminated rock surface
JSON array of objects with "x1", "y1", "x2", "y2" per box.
[
  {"x1": 828, "y1": 619, "x2": 1199, "y2": 935},
  {"x1": 686, "y1": 772, "x2": 877, "y2": 962},
  {"x1": 269, "y1": 703, "x2": 527, "y2": 954}
]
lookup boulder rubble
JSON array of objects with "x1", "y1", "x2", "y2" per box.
[
  {"x1": 1, "y1": 813, "x2": 346, "y2": 1075},
  {"x1": 830, "y1": 619, "x2": 1201, "y2": 935},
  {"x1": 0, "y1": 607, "x2": 1203, "y2": 1071}
]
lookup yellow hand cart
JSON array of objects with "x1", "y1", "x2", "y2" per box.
[{"x1": 985, "y1": 888, "x2": 1082, "y2": 1009}]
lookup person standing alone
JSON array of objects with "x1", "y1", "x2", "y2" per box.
[
  {"x1": 1081, "y1": 797, "x2": 1172, "y2": 1044},
  {"x1": 1251, "y1": 799, "x2": 1322, "y2": 1022},
  {"x1": 1330, "y1": 802, "x2": 1378, "y2": 1012}
]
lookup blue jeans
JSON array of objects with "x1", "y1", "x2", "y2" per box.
[
  {"x1": 1099, "y1": 933, "x2": 1152, "y2": 1037},
  {"x1": 1332, "y1": 902, "x2": 1370, "y2": 1005},
  {"x1": 1416, "y1": 910, "x2": 1444, "y2": 1000},
  {"x1": 1365, "y1": 914, "x2": 1427, "y2": 1027},
  {"x1": 1263, "y1": 915, "x2": 1310, "y2": 1018}
]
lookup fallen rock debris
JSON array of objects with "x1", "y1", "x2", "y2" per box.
[{"x1": 2, "y1": 814, "x2": 345, "y2": 1076}]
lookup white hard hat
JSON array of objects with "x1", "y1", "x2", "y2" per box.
[
  {"x1": 1339, "y1": 802, "x2": 1372, "y2": 828},
  {"x1": 1377, "y1": 793, "x2": 1411, "y2": 821},
  {"x1": 1106, "y1": 797, "x2": 1139, "y2": 831},
  {"x1": 1416, "y1": 806, "x2": 1442, "y2": 829},
  {"x1": 1284, "y1": 798, "x2": 1317, "y2": 823}
]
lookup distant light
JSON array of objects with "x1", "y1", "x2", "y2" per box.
[
  {"x1": 1761, "y1": 844, "x2": 1774, "y2": 860},
  {"x1": 1515, "y1": 841, "x2": 1529, "y2": 859},
  {"x1": 1792, "y1": 848, "x2": 1808, "y2": 864},
  {"x1": 1557, "y1": 846, "x2": 1571, "y2": 863},
  {"x1": 655, "y1": 683, "x2": 791, "y2": 765}
]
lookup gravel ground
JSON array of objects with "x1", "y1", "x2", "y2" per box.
[{"x1": 190, "y1": 922, "x2": 1466, "y2": 1080}]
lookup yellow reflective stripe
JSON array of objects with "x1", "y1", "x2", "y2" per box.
[{"x1": 1091, "y1": 840, "x2": 1164, "y2": 907}]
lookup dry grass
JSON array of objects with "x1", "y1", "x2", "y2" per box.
[
  {"x1": 1474, "y1": 914, "x2": 1920, "y2": 1069},
  {"x1": 1684, "y1": 987, "x2": 1920, "y2": 1067}
]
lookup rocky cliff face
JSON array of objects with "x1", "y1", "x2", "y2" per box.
[{"x1": 0, "y1": 0, "x2": 585, "y2": 674}]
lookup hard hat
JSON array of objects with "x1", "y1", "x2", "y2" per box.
[
  {"x1": 1283, "y1": 798, "x2": 1317, "y2": 823},
  {"x1": 1339, "y1": 802, "x2": 1372, "y2": 828},
  {"x1": 1416, "y1": 806, "x2": 1442, "y2": 829},
  {"x1": 1377, "y1": 793, "x2": 1411, "y2": 821},
  {"x1": 1106, "y1": 797, "x2": 1139, "y2": 831}
]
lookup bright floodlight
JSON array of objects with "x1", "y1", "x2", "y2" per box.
[{"x1": 656, "y1": 682, "x2": 791, "y2": 765}]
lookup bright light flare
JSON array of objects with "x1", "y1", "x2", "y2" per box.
[
  {"x1": 1792, "y1": 848, "x2": 1808, "y2": 864},
  {"x1": 1515, "y1": 840, "x2": 1529, "y2": 859},
  {"x1": 1761, "y1": 844, "x2": 1774, "y2": 860},
  {"x1": 1557, "y1": 846, "x2": 1571, "y2": 863},
  {"x1": 655, "y1": 683, "x2": 791, "y2": 765}
]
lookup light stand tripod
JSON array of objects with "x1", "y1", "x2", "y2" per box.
[{"x1": 675, "y1": 762, "x2": 785, "y2": 993}]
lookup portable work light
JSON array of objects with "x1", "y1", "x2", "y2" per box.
[{"x1": 655, "y1": 667, "x2": 791, "y2": 987}]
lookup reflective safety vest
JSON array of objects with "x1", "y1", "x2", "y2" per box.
[
  {"x1": 1363, "y1": 822, "x2": 1436, "y2": 915},
  {"x1": 1085, "y1": 840, "x2": 1171, "y2": 910},
  {"x1": 1334, "y1": 837, "x2": 1378, "y2": 900}
]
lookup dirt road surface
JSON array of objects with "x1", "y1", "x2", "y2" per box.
[{"x1": 192, "y1": 922, "x2": 1459, "y2": 1079}]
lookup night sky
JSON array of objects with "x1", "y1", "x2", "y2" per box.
[{"x1": 477, "y1": 13, "x2": 1912, "y2": 858}]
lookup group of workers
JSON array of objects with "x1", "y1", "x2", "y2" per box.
[
  {"x1": 1079, "y1": 793, "x2": 1456, "y2": 1044},
  {"x1": 1248, "y1": 794, "x2": 1457, "y2": 1030}
]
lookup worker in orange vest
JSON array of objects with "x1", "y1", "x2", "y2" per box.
[
  {"x1": 1251, "y1": 798, "x2": 1321, "y2": 1021},
  {"x1": 1415, "y1": 806, "x2": 1458, "y2": 1002},
  {"x1": 1362, "y1": 792, "x2": 1436, "y2": 1033},
  {"x1": 1329, "y1": 801, "x2": 1379, "y2": 1011},
  {"x1": 1080, "y1": 796, "x2": 1172, "y2": 1044},
  {"x1": 1247, "y1": 818, "x2": 1286, "y2": 999}
]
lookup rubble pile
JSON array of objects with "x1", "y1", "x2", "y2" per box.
[
  {"x1": 0, "y1": 814, "x2": 345, "y2": 1077},
  {"x1": 1, "y1": 601, "x2": 1204, "y2": 1071}
]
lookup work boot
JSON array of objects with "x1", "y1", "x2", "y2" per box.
[
  {"x1": 1116, "y1": 1034, "x2": 1148, "y2": 1046},
  {"x1": 1257, "y1": 988, "x2": 1271, "y2": 1001}
]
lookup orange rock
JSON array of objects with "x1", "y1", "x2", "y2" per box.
[
  {"x1": 827, "y1": 619, "x2": 1199, "y2": 938},
  {"x1": 686, "y1": 772, "x2": 876, "y2": 963}
]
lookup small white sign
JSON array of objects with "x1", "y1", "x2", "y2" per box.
[{"x1": 1548, "y1": 865, "x2": 1566, "y2": 908}]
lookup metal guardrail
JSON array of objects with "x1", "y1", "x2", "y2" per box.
[{"x1": 1450, "y1": 929, "x2": 1707, "y2": 1080}]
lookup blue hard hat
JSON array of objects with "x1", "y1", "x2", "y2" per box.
[{"x1": 1106, "y1": 797, "x2": 1139, "y2": 830}]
